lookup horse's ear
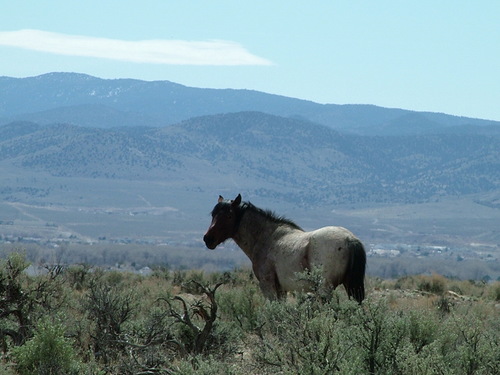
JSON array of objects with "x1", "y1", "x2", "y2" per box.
[
  {"x1": 218, "y1": 195, "x2": 224, "y2": 203},
  {"x1": 232, "y1": 194, "x2": 242, "y2": 207}
]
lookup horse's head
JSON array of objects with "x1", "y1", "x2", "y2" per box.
[{"x1": 203, "y1": 194, "x2": 242, "y2": 250}]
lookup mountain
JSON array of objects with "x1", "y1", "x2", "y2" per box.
[
  {"x1": 1, "y1": 112, "x2": 498, "y2": 206},
  {"x1": 1, "y1": 73, "x2": 498, "y2": 135},
  {"x1": 0, "y1": 74, "x2": 499, "y2": 251}
]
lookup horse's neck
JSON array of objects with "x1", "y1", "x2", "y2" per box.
[{"x1": 233, "y1": 210, "x2": 279, "y2": 260}]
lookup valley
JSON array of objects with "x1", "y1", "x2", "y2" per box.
[{"x1": 1, "y1": 172, "x2": 498, "y2": 281}]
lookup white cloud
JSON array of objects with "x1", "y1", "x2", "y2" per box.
[{"x1": 0, "y1": 29, "x2": 273, "y2": 66}]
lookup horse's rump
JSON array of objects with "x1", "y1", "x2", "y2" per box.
[{"x1": 307, "y1": 227, "x2": 366, "y2": 301}]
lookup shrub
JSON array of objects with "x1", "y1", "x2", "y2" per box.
[
  {"x1": 12, "y1": 319, "x2": 81, "y2": 375},
  {"x1": 217, "y1": 283, "x2": 265, "y2": 333},
  {"x1": 0, "y1": 252, "x2": 68, "y2": 348},
  {"x1": 349, "y1": 299, "x2": 396, "y2": 374},
  {"x1": 84, "y1": 275, "x2": 136, "y2": 365},
  {"x1": 417, "y1": 274, "x2": 447, "y2": 295},
  {"x1": 174, "y1": 355, "x2": 238, "y2": 375},
  {"x1": 151, "y1": 265, "x2": 171, "y2": 281},
  {"x1": 406, "y1": 310, "x2": 439, "y2": 354},
  {"x1": 63, "y1": 264, "x2": 93, "y2": 291},
  {"x1": 0, "y1": 362, "x2": 16, "y2": 375},
  {"x1": 172, "y1": 270, "x2": 188, "y2": 286},
  {"x1": 255, "y1": 294, "x2": 363, "y2": 374},
  {"x1": 0, "y1": 253, "x2": 31, "y2": 347},
  {"x1": 164, "y1": 281, "x2": 240, "y2": 357},
  {"x1": 444, "y1": 305, "x2": 500, "y2": 375},
  {"x1": 488, "y1": 282, "x2": 500, "y2": 301}
]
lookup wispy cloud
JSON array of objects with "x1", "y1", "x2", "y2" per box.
[{"x1": 0, "y1": 29, "x2": 273, "y2": 66}]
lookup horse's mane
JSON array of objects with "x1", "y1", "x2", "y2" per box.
[{"x1": 240, "y1": 201, "x2": 303, "y2": 231}]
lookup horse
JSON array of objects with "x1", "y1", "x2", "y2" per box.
[{"x1": 203, "y1": 194, "x2": 366, "y2": 302}]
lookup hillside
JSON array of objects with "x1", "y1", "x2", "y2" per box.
[
  {"x1": 1, "y1": 73, "x2": 498, "y2": 134},
  {"x1": 1, "y1": 112, "x2": 498, "y2": 206}
]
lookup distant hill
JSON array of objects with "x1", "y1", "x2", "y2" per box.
[
  {"x1": 1, "y1": 112, "x2": 498, "y2": 206},
  {"x1": 1, "y1": 73, "x2": 498, "y2": 135}
]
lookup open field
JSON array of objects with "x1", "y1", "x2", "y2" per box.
[
  {"x1": 1, "y1": 173, "x2": 498, "y2": 247},
  {"x1": 1, "y1": 164, "x2": 499, "y2": 280}
]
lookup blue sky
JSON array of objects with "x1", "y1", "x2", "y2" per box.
[{"x1": 0, "y1": 1, "x2": 498, "y2": 121}]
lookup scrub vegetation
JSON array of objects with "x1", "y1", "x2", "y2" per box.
[{"x1": 1, "y1": 251, "x2": 499, "y2": 375}]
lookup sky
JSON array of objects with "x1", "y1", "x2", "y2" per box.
[{"x1": 0, "y1": 1, "x2": 499, "y2": 121}]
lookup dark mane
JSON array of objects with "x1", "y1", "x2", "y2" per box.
[{"x1": 241, "y1": 201, "x2": 303, "y2": 231}]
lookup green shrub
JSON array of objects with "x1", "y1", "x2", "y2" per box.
[
  {"x1": 417, "y1": 274, "x2": 447, "y2": 295},
  {"x1": 394, "y1": 275, "x2": 417, "y2": 290},
  {"x1": 64, "y1": 264, "x2": 93, "y2": 291},
  {"x1": 217, "y1": 284, "x2": 265, "y2": 332},
  {"x1": 0, "y1": 362, "x2": 16, "y2": 375},
  {"x1": 443, "y1": 305, "x2": 500, "y2": 375},
  {"x1": 174, "y1": 355, "x2": 238, "y2": 375},
  {"x1": 151, "y1": 265, "x2": 171, "y2": 281},
  {"x1": 12, "y1": 319, "x2": 81, "y2": 375},
  {"x1": 489, "y1": 282, "x2": 500, "y2": 301},
  {"x1": 255, "y1": 295, "x2": 363, "y2": 374},
  {"x1": 1, "y1": 252, "x2": 68, "y2": 349},
  {"x1": 349, "y1": 299, "x2": 397, "y2": 374},
  {"x1": 84, "y1": 276, "x2": 136, "y2": 365},
  {"x1": 172, "y1": 270, "x2": 188, "y2": 286},
  {"x1": 406, "y1": 311, "x2": 439, "y2": 354}
]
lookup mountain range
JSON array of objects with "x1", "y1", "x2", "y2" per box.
[
  {"x1": 1, "y1": 111, "x2": 499, "y2": 206},
  {"x1": 0, "y1": 73, "x2": 499, "y2": 249},
  {"x1": 1, "y1": 72, "x2": 498, "y2": 135}
]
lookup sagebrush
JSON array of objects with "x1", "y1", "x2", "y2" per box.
[{"x1": 1, "y1": 252, "x2": 499, "y2": 374}]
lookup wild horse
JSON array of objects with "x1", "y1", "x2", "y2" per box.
[{"x1": 203, "y1": 194, "x2": 366, "y2": 302}]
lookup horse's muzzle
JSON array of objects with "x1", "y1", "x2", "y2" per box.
[{"x1": 203, "y1": 234, "x2": 217, "y2": 250}]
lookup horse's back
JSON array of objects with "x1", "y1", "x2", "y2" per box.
[{"x1": 310, "y1": 226, "x2": 357, "y2": 241}]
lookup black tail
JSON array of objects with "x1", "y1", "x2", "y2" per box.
[{"x1": 344, "y1": 238, "x2": 366, "y2": 303}]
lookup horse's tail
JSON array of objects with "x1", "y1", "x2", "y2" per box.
[{"x1": 344, "y1": 238, "x2": 366, "y2": 303}]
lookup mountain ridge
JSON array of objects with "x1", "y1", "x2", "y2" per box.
[
  {"x1": 1, "y1": 112, "x2": 498, "y2": 207},
  {"x1": 1, "y1": 72, "x2": 498, "y2": 135}
]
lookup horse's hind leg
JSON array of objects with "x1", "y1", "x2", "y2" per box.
[
  {"x1": 259, "y1": 280, "x2": 284, "y2": 300},
  {"x1": 318, "y1": 278, "x2": 341, "y2": 301}
]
